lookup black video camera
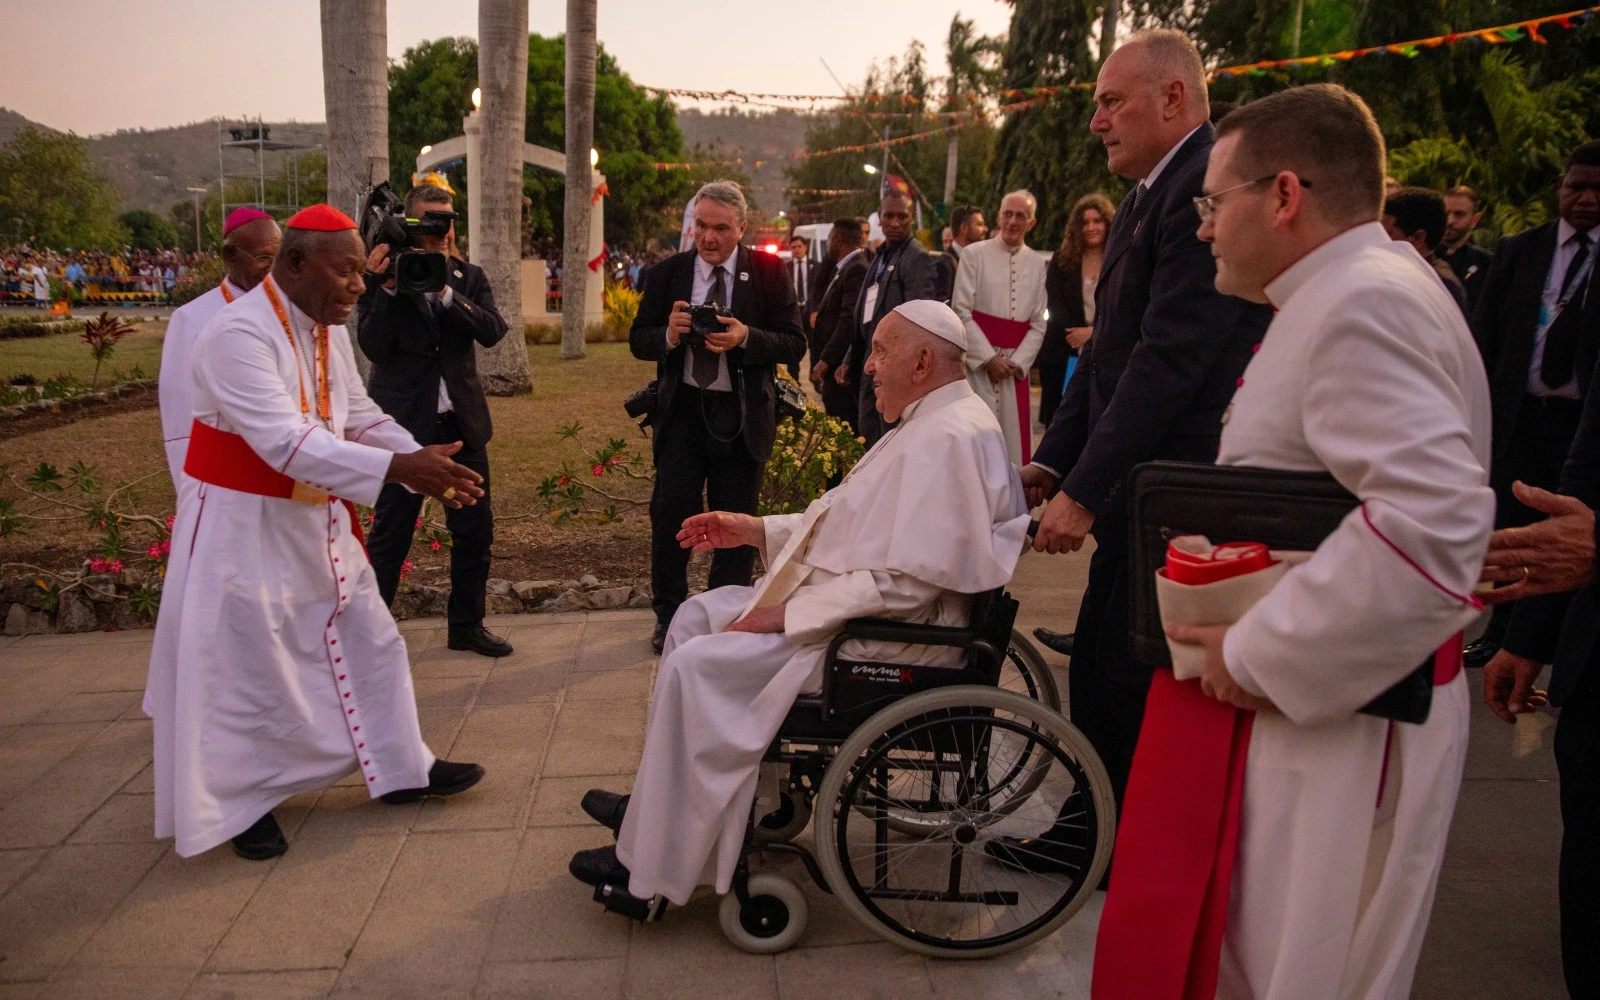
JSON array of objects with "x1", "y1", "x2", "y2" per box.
[
  {"x1": 358, "y1": 181, "x2": 455, "y2": 295},
  {"x1": 684, "y1": 302, "x2": 730, "y2": 348}
]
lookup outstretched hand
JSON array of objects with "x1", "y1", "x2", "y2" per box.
[
  {"x1": 1479, "y1": 481, "x2": 1596, "y2": 604},
  {"x1": 677, "y1": 511, "x2": 764, "y2": 553},
  {"x1": 386, "y1": 442, "x2": 483, "y2": 509}
]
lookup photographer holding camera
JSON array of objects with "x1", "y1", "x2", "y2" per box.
[
  {"x1": 358, "y1": 183, "x2": 513, "y2": 658},
  {"x1": 631, "y1": 180, "x2": 806, "y2": 652}
]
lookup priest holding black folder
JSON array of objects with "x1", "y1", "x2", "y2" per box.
[{"x1": 1090, "y1": 85, "x2": 1494, "y2": 1000}]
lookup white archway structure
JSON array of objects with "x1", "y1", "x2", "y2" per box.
[{"x1": 416, "y1": 120, "x2": 606, "y2": 322}]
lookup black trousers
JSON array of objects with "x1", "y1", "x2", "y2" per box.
[
  {"x1": 1485, "y1": 395, "x2": 1584, "y2": 644},
  {"x1": 649, "y1": 385, "x2": 762, "y2": 626},
  {"x1": 1067, "y1": 528, "x2": 1152, "y2": 813},
  {"x1": 1558, "y1": 661, "x2": 1600, "y2": 997},
  {"x1": 368, "y1": 412, "x2": 493, "y2": 629},
  {"x1": 1037, "y1": 363, "x2": 1067, "y2": 428}
]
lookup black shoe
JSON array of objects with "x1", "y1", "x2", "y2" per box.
[
  {"x1": 650, "y1": 622, "x2": 668, "y2": 654},
  {"x1": 1463, "y1": 638, "x2": 1498, "y2": 669},
  {"x1": 1033, "y1": 628, "x2": 1076, "y2": 657},
  {"x1": 447, "y1": 625, "x2": 514, "y2": 658},
  {"x1": 231, "y1": 812, "x2": 287, "y2": 861},
  {"x1": 580, "y1": 789, "x2": 630, "y2": 835},
  {"x1": 380, "y1": 759, "x2": 486, "y2": 804},
  {"x1": 569, "y1": 844, "x2": 631, "y2": 888}
]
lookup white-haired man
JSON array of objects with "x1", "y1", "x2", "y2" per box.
[
  {"x1": 572, "y1": 300, "x2": 1032, "y2": 913},
  {"x1": 953, "y1": 189, "x2": 1048, "y2": 465}
]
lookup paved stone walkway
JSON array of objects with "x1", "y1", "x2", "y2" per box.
[{"x1": 0, "y1": 550, "x2": 1566, "y2": 998}]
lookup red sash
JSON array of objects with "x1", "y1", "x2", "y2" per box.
[
  {"x1": 184, "y1": 419, "x2": 366, "y2": 548},
  {"x1": 972, "y1": 310, "x2": 1033, "y2": 463},
  {"x1": 1092, "y1": 637, "x2": 1463, "y2": 999}
]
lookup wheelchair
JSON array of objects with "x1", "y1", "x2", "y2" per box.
[{"x1": 600, "y1": 587, "x2": 1114, "y2": 959}]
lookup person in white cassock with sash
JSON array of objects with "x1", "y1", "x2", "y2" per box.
[
  {"x1": 157, "y1": 207, "x2": 280, "y2": 506},
  {"x1": 145, "y1": 205, "x2": 489, "y2": 862},
  {"x1": 568, "y1": 299, "x2": 1032, "y2": 911},
  {"x1": 1091, "y1": 86, "x2": 1493, "y2": 1000},
  {"x1": 952, "y1": 190, "x2": 1049, "y2": 466}
]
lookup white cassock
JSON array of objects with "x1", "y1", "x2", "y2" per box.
[
  {"x1": 145, "y1": 275, "x2": 435, "y2": 858},
  {"x1": 616, "y1": 379, "x2": 1032, "y2": 904},
  {"x1": 1215, "y1": 223, "x2": 1492, "y2": 998},
  {"x1": 157, "y1": 279, "x2": 242, "y2": 507},
  {"x1": 951, "y1": 236, "x2": 1048, "y2": 466}
]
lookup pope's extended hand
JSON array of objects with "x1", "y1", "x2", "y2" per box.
[
  {"x1": 1164, "y1": 622, "x2": 1277, "y2": 713},
  {"x1": 678, "y1": 511, "x2": 763, "y2": 553},
  {"x1": 1033, "y1": 491, "x2": 1094, "y2": 553},
  {"x1": 725, "y1": 602, "x2": 787, "y2": 634}
]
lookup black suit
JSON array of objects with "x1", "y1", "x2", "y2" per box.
[
  {"x1": 811, "y1": 249, "x2": 869, "y2": 429},
  {"x1": 357, "y1": 258, "x2": 508, "y2": 628},
  {"x1": 1032, "y1": 125, "x2": 1273, "y2": 808},
  {"x1": 1441, "y1": 240, "x2": 1494, "y2": 313},
  {"x1": 933, "y1": 244, "x2": 961, "y2": 303},
  {"x1": 630, "y1": 246, "x2": 806, "y2": 625},
  {"x1": 1499, "y1": 354, "x2": 1600, "y2": 997},
  {"x1": 1038, "y1": 256, "x2": 1089, "y2": 427},
  {"x1": 826, "y1": 236, "x2": 940, "y2": 444}
]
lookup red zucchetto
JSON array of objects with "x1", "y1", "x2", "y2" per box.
[
  {"x1": 285, "y1": 204, "x2": 358, "y2": 232},
  {"x1": 222, "y1": 207, "x2": 273, "y2": 236}
]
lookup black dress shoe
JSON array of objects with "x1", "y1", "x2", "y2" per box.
[
  {"x1": 1463, "y1": 637, "x2": 1499, "y2": 669},
  {"x1": 447, "y1": 625, "x2": 514, "y2": 658},
  {"x1": 580, "y1": 789, "x2": 630, "y2": 835},
  {"x1": 650, "y1": 622, "x2": 669, "y2": 654},
  {"x1": 380, "y1": 759, "x2": 486, "y2": 804},
  {"x1": 232, "y1": 811, "x2": 288, "y2": 861},
  {"x1": 569, "y1": 844, "x2": 631, "y2": 888},
  {"x1": 1033, "y1": 628, "x2": 1076, "y2": 657}
]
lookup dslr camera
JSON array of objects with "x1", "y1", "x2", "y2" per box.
[
  {"x1": 683, "y1": 302, "x2": 731, "y2": 348},
  {"x1": 358, "y1": 181, "x2": 455, "y2": 295}
]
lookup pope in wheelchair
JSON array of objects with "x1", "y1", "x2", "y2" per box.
[{"x1": 569, "y1": 300, "x2": 1037, "y2": 916}]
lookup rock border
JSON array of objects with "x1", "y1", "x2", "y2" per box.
[{"x1": 0, "y1": 378, "x2": 159, "y2": 424}]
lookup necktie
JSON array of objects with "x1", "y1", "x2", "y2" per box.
[
  {"x1": 1540, "y1": 232, "x2": 1592, "y2": 389},
  {"x1": 692, "y1": 265, "x2": 726, "y2": 388}
]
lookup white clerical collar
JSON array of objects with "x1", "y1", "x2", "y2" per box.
[
  {"x1": 899, "y1": 378, "x2": 976, "y2": 423},
  {"x1": 1263, "y1": 221, "x2": 1391, "y2": 310},
  {"x1": 998, "y1": 237, "x2": 1025, "y2": 256},
  {"x1": 1142, "y1": 124, "x2": 1204, "y2": 190},
  {"x1": 697, "y1": 250, "x2": 738, "y2": 280}
]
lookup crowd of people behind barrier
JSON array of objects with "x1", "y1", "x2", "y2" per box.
[{"x1": 0, "y1": 247, "x2": 216, "y2": 306}]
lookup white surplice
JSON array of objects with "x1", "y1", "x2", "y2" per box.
[
  {"x1": 145, "y1": 276, "x2": 435, "y2": 858},
  {"x1": 616, "y1": 379, "x2": 1032, "y2": 904},
  {"x1": 951, "y1": 236, "x2": 1048, "y2": 465},
  {"x1": 157, "y1": 279, "x2": 240, "y2": 507},
  {"x1": 1213, "y1": 224, "x2": 1493, "y2": 999}
]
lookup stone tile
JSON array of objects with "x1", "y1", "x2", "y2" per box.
[
  {"x1": 0, "y1": 722, "x2": 108, "y2": 795},
  {"x1": 528, "y1": 776, "x2": 633, "y2": 830},
  {"x1": 542, "y1": 701, "x2": 646, "y2": 779},
  {"x1": 330, "y1": 830, "x2": 518, "y2": 1000},
  {"x1": 0, "y1": 984, "x2": 40, "y2": 1000},
  {"x1": 622, "y1": 897, "x2": 778, "y2": 1000},
  {"x1": 417, "y1": 708, "x2": 468, "y2": 759},
  {"x1": 0, "y1": 655, "x2": 86, "y2": 726},
  {"x1": 412, "y1": 703, "x2": 555, "y2": 833},
  {"x1": 32, "y1": 691, "x2": 143, "y2": 725},
  {"x1": 474, "y1": 958, "x2": 625, "y2": 999},
  {"x1": 185, "y1": 970, "x2": 340, "y2": 1000},
  {"x1": 68, "y1": 794, "x2": 154, "y2": 844},
  {"x1": 754, "y1": 848, "x2": 876, "y2": 950},
  {"x1": 775, "y1": 943, "x2": 931, "y2": 999},
  {"x1": 208, "y1": 834, "x2": 406, "y2": 973},
  {"x1": 69, "y1": 845, "x2": 272, "y2": 970},
  {"x1": 0, "y1": 841, "x2": 167, "y2": 981},
  {"x1": 922, "y1": 911, "x2": 1099, "y2": 999},
  {"x1": 294, "y1": 786, "x2": 421, "y2": 841},
  {"x1": 473, "y1": 652, "x2": 571, "y2": 708},
  {"x1": 120, "y1": 763, "x2": 154, "y2": 795},
  {"x1": 563, "y1": 669, "x2": 651, "y2": 704},
  {"x1": 33, "y1": 966, "x2": 191, "y2": 1000},
  {"x1": 407, "y1": 633, "x2": 495, "y2": 680},
  {"x1": 0, "y1": 719, "x2": 151, "y2": 848},
  {"x1": 1461, "y1": 696, "x2": 1559, "y2": 781},
  {"x1": 573, "y1": 626, "x2": 657, "y2": 673},
  {"x1": 412, "y1": 675, "x2": 482, "y2": 714},
  {"x1": 486, "y1": 827, "x2": 632, "y2": 964},
  {"x1": 0, "y1": 848, "x2": 45, "y2": 898}
]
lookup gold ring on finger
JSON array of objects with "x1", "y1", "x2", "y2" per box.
[
  {"x1": 443, "y1": 487, "x2": 458, "y2": 501},
  {"x1": 1520, "y1": 565, "x2": 1530, "y2": 580}
]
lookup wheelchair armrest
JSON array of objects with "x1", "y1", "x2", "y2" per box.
[{"x1": 834, "y1": 617, "x2": 980, "y2": 647}]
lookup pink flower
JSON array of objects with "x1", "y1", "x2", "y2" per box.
[
  {"x1": 164, "y1": 515, "x2": 175, "y2": 530},
  {"x1": 90, "y1": 557, "x2": 108, "y2": 573},
  {"x1": 399, "y1": 559, "x2": 415, "y2": 581},
  {"x1": 107, "y1": 559, "x2": 124, "y2": 574},
  {"x1": 429, "y1": 539, "x2": 442, "y2": 552},
  {"x1": 414, "y1": 518, "x2": 423, "y2": 529},
  {"x1": 558, "y1": 475, "x2": 570, "y2": 486},
  {"x1": 146, "y1": 543, "x2": 163, "y2": 560},
  {"x1": 160, "y1": 539, "x2": 171, "y2": 555},
  {"x1": 591, "y1": 464, "x2": 604, "y2": 477},
  {"x1": 607, "y1": 455, "x2": 621, "y2": 467}
]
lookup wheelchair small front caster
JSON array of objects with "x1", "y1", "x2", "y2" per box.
[
  {"x1": 718, "y1": 873, "x2": 808, "y2": 954},
  {"x1": 753, "y1": 787, "x2": 813, "y2": 844}
]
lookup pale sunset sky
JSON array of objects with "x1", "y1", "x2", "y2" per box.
[{"x1": 1, "y1": 0, "x2": 1016, "y2": 136}]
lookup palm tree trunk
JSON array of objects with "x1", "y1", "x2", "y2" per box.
[
  {"x1": 561, "y1": 0, "x2": 598, "y2": 360},
  {"x1": 476, "y1": 0, "x2": 532, "y2": 394},
  {"x1": 320, "y1": 0, "x2": 387, "y2": 376},
  {"x1": 1099, "y1": 0, "x2": 1121, "y2": 64},
  {"x1": 943, "y1": 133, "x2": 959, "y2": 209}
]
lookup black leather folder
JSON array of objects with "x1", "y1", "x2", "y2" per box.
[{"x1": 1127, "y1": 460, "x2": 1437, "y2": 724}]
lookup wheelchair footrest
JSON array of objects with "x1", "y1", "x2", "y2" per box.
[{"x1": 593, "y1": 882, "x2": 667, "y2": 922}]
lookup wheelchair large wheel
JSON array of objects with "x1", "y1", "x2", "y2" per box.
[
  {"x1": 1001, "y1": 630, "x2": 1060, "y2": 711},
  {"x1": 815, "y1": 686, "x2": 1113, "y2": 959}
]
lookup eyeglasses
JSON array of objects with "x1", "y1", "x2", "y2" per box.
[{"x1": 1193, "y1": 173, "x2": 1310, "y2": 224}]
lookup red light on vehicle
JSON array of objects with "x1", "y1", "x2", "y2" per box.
[{"x1": 764, "y1": 243, "x2": 779, "y2": 254}]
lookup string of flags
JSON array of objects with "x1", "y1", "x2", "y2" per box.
[{"x1": 645, "y1": 4, "x2": 1598, "y2": 170}]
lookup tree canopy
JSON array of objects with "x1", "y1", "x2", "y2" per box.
[{"x1": 0, "y1": 127, "x2": 127, "y2": 250}]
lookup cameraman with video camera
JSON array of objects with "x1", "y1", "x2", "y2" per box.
[
  {"x1": 631, "y1": 180, "x2": 806, "y2": 653},
  {"x1": 358, "y1": 183, "x2": 513, "y2": 658}
]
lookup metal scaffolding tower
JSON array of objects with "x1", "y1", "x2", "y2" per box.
[{"x1": 217, "y1": 119, "x2": 321, "y2": 228}]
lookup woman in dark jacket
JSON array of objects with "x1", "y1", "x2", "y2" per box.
[{"x1": 1038, "y1": 193, "x2": 1114, "y2": 426}]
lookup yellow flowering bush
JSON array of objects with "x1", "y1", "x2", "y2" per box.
[{"x1": 758, "y1": 401, "x2": 866, "y2": 515}]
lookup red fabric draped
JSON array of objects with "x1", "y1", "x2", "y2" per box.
[{"x1": 971, "y1": 310, "x2": 1033, "y2": 463}]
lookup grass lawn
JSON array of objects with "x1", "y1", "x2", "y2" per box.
[
  {"x1": 1, "y1": 320, "x2": 168, "y2": 385},
  {"x1": 0, "y1": 341, "x2": 664, "y2": 586}
]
